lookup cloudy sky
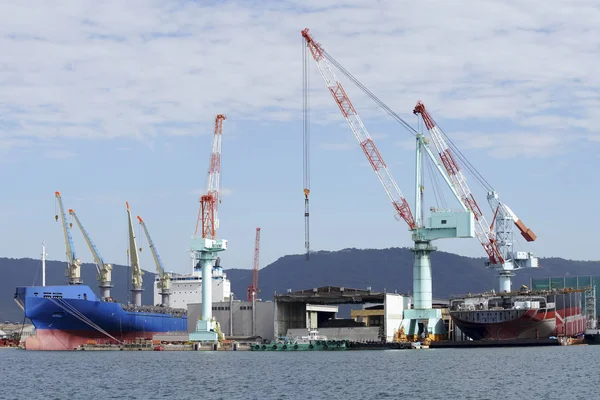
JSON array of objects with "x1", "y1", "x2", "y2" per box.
[{"x1": 0, "y1": 0, "x2": 598, "y2": 282}]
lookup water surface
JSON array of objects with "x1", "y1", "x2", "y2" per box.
[{"x1": 1, "y1": 346, "x2": 596, "y2": 399}]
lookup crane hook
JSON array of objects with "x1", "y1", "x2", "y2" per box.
[{"x1": 55, "y1": 215, "x2": 58, "y2": 222}]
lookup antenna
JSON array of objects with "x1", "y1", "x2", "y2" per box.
[{"x1": 42, "y1": 241, "x2": 47, "y2": 287}]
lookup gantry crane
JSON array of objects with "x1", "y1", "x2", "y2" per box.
[
  {"x1": 126, "y1": 202, "x2": 144, "y2": 306},
  {"x1": 247, "y1": 227, "x2": 261, "y2": 302},
  {"x1": 54, "y1": 191, "x2": 82, "y2": 285},
  {"x1": 189, "y1": 114, "x2": 228, "y2": 342},
  {"x1": 302, "y1": 29, "x2": 474, "y2": 340},
  {"x1": 137, "y1": 215, "x2": 171, "y2": 307},
  {"x1": 68, "y1": 209, "x2": 113, "y2": 299},
  {"x1": 413, "y1": 101, "x2": 538, "y2": 292}
]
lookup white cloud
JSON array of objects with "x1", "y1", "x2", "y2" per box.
[
  {"x1": 450, "y1": 131, "x2": 568, "y2": 159},
  {"x1": 0, "y1": 0, "x2": 598, "y2": 154}
]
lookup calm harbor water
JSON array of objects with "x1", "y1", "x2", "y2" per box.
[{"x1": 1, "y1": 346, "x2": 597, "y2": 399}]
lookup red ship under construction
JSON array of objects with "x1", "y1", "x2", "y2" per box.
[{"x1": 449, "y1": 287, "x2": 587, "y2": 340}]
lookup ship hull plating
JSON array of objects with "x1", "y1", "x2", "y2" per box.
[
  {"x1": 15, "y1": 285, "x2": 187, "y2": 351},
  {"x1": 450, "y1": 290, "x2": 586, "y2": 341}
]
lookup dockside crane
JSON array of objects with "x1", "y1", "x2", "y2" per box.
[
  {"x1": 189, "y1": 114, "x2": 228, "y2": 342},
  {"x1": 54, "y1": 191, "x2": 82, "y2": 285},
  {"x1": 302, "y1": 28, "x2": 474, "y2": 340},
  {"x1": 247, "y1": 227, "x2": 261, "y2": 302},
  {"x1": 413, "y1": 101, "x2": 538, "y2": 292},
  {"x1": 126, "y1": 202, "x2": 144, "y2": 306},
  {"x1": 137, "y1": 215, "x2": 171, "y2": 307},
  {"x1": 68, "y1": 209, "x2": 113, "y2": 299}
]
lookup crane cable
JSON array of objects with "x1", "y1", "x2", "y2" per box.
[
  {"x1": 302, "y1": 37, "x2": 311, "y2": 261},
  {"x1": 321, "y1": 49, "x2": 494, "y2": 192}
]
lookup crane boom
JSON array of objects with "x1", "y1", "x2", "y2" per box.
[
  {"x1": 301, "y1": 28, "x2": 415, "y2": 229},
  {"x1": 54, "y1": 191, "x2": 82, "y2": 285},
  {"x1": 69, "y1": 209, "x2": 113, "y2": 298},
  {"x1": 68, "y1": 209, "x2": 103, "y2": 275},
  {"x1": 126, "y1": 202, "x2": 144, "y2": 306},
  {"x1": 247, "y1": 227, "x2": 261, "y2": 301},
  {"x1": 137, "y1": 215, "x2": 171, "y2": 306},
  {"x1": 195, "y1": 114, "x2": 226, "y2": 240},
  {"x1": 413, "y1": 101, "x2": 503, "y2": 265}
]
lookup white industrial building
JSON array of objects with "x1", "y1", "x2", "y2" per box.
[
  {"x1": 153, "y1": 270, "x2": 231, "y2": 308},
  {"x1": 187, "y1": 299, "x2": 275, "y2": 340}
]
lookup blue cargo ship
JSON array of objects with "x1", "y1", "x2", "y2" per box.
[{"x1": 14, "y1": 285, "x2": 187, "y2": 350}]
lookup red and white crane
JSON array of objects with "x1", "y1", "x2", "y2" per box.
[
  {"x1": 247, "y1": 227, "x2": 261, "y2": 302},
  {"x1": 413, "y1": 101, "x2": 538, "y2": 292},
  {"x1": 302, "y1": 28, "x2": 474, "y2": 341},
  {"x1": 302, "y1": 29, "x2": 415, "y2": 230},
  {"x1": 189, "y1": 114, "x2": 228, "y2": 343},
  {"x1": 195, "y1": 114, "x2": 226, "y2": 241}
]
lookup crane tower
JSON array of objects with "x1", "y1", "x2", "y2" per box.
[
  {"x1": 189, "y1": 114, "x2": 228, "y2": 343},
  {"x1": 413, "y1": 101, "x2": 538, "y2": 292},
  {"x1": 302, "y1": 29, "x2": 474, "y2": 341}
]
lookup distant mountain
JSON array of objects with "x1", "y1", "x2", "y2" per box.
[{"x1": 2, "y1": 248, "x2": 599, "y2": 322}]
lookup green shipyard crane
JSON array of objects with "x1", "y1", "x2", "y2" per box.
[
  {"x1": 137, "y1": 215, "x2": 171, "y2": 307},
  {"x1": 68, "y1": 208, "x2": 113, "y2": 299},
  {"x1": 189, "y1": 114, "x2": 228, "y2": 343},
  {"x1": 302, "y1": 28, "x2": 475, "y2": 341}
]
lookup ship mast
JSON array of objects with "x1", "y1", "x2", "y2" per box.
[{"x1": 42, "y1": 241, "x2": 46, "y2": 287}]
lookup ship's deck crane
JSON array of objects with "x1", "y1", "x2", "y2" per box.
[
  {"x1": 413, "y1": 101, "x2": 538, "y2": 292},
  {"x1": 189, "y1": 114, "x2": 228, "y2": 343},
  {"x1": 247, "y1": 227, "x2": 261, "y2": 302},
  {"x1": 54, "y1": 191, "x2": 82, "y2": 285},
  {"x1": 302, "y1": 28, "x2": 474, "y2": 341},
  {"x1": 137, "y1": 215, "x2": 171, "y2": 307},
  {"x1": 68, "y1": 209, "x2": 113, "y2": 299},
  {"x1": 126, "y1": 202, "x2": 144, "y2": 307}
]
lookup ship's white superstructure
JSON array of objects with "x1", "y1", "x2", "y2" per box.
[{"x1": 153, "y1": 268, "x2": 231, "y2": 308}]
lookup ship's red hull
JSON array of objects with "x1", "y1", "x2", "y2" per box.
[
  {"x1": 24, "y1": 329, "x2": 167, "y2": 351},
  {"x1": 451, "y1": 296, "x2": 586, "y2": 341}
]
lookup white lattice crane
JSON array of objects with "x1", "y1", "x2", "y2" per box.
[
  {"x1": 302, "y1": 28, "x2": 474, "y2": 341},
  {"x1": 189, "y1": 114, "x2": 228, "y2": 343},
  {"x1": 413, "y1": 101, "x2": 537, "y2": 292}
]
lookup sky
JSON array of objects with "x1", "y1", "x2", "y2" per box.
[{"x1": 0, "y1": 0, "x2": 599, "y2": 278}]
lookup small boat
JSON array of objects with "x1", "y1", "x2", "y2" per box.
[{"x1": 251, "y1": 329, "x2": 347, "y2": 351}]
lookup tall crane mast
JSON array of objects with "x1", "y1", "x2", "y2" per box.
[
  {"x1": 137, "y1": 215, "x2": 171, "y2": 307},
  {"x1": 54, "y1": 191, "x2": 82, "y2": 285},
  {"x1": 188, "y1": 114, "x2": 228, "y2": 343},
  {"x1": 247, "y1": 227, "x2": 261, "y2": 302},
  {"x1": 126, "y1": 202, "x2": 144, "y2": 306},
  {"x1": 302, "y1": 28, "x2": 474, "y2": 342},
  {"x1": 195, "y1": 114, "x2": 226, "y2": 241},
  {"x1": 69, "y1": 209, "x2": 113, "y2": 299},
  {"x1": 413, "y1": 101, "x2": 538, "y2": 292}
]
